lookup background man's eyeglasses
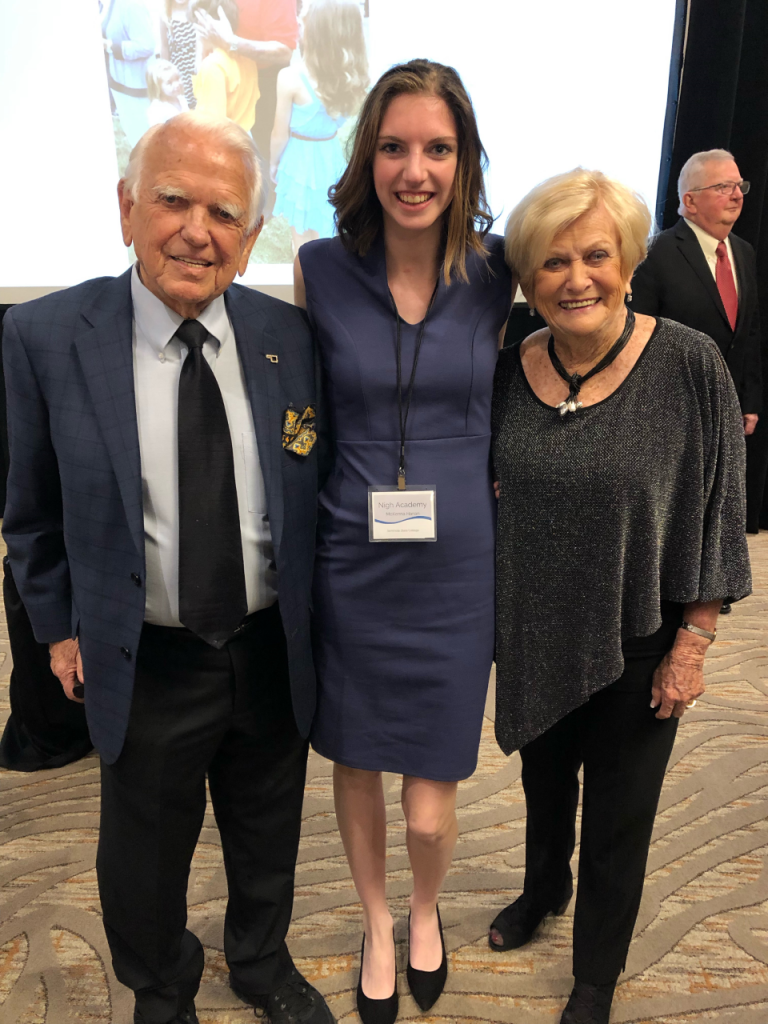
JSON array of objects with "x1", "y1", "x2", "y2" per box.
[{"x1": 688, "y1": 180, "x2": 751, "y2": 196}]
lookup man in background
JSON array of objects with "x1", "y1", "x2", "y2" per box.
[{"x1": 632, "y1": 149, "x2": 763, "y2": 552}]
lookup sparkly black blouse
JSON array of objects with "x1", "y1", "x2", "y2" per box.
[{"x1": 491, "y1": 318, "x2": 752, "y2": 755}]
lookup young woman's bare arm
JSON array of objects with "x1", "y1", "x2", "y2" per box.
[
  {"x1": 270, "y1": 66, "x2": 295, "y2": 183},
  {"x1": 293, "y1": 254, "x2": 307, "y2": 309}
]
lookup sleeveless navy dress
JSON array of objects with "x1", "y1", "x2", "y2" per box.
[{"x1": 301, "y1": 234, "x2": 511, "y2": 781}]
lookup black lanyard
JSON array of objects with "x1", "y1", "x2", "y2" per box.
[{"x1": 389, "y1": 280, "x2": 439, "y2": 489}]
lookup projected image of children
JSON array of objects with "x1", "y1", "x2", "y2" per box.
[
  {"x1": 158, "y1": 0, "x2": 199, "y2": 111},
  {"x1": 271, "y1": 0, "x2": 370, "y2": 254},
  {"x1": 99, "y1": 0, "x2": 370, "y2": 268},
  {"x1": 190, "y1": 0, "x2": 260, "y2": 130},
  {"x1": 101, "y1": 0, "x2": 155, "y2": 148},
  {"x1": 146, "y1": 58, "x2": 190, "y2": 125}
]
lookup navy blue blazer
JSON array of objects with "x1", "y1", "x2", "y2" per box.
[{"x1": 3, "y1": 269, "x2": 320, "y2": 764}]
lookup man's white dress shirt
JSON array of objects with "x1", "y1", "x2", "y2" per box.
[
  {"x1": 685, "y1": 218, "x2": 740, "y2": 297},
  {"x1": 131, "y1": 265, "x2": 277, "y2": 626}
]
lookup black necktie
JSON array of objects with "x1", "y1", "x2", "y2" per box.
[{"x1": 176, "y1": 319, "x2": 247, "y2": 646}]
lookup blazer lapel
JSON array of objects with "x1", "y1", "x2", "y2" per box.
[
  {"x1": 674, "y1": 219, "x2": 731, "y2": 332},
  {"x1": 226, "y1": 289, "x2": 285, "y2": 561},
  {"x1": 74, "y1": 270, "x2": 144, "y2": 555}
]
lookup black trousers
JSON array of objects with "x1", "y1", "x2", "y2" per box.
[
  {"x1": 96, "y1": 604, "x2": 308, "y2": 1024},
  {"x1": 520, "y1": 652, "x2": 678, "y2": 985}
]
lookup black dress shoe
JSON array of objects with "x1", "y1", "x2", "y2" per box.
[
  {"x1": 134, "y1": 1007, "x2": 198, "y2": 1024},
  {"x1": 175, "y1": 1011, "x2": 199, "y2": 1024},
  {"x1": 720, "y1": 602, "x2": 732, "y2": 614},
  {"x1": 356, "y1": 931, "x2": 398, "y2": 1024},
  {"x1": 488, "y1": 888, "x2": 573, "y2": 951},
  {"x1": 231, "y1": 968, "x2": 335, "y2": 1024},
  {"x1": 406, "y1": 906, "x2": 447, "y2": 1011},
  {"x1": 560, "y1": 979, "x2": 616, "y2": 1023}
]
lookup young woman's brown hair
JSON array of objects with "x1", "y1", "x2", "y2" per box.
[{"x1": 330, "y1": 59, "x2": 493, "y2": 283}]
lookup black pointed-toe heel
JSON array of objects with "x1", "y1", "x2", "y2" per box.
[
  {"x1": 356, "y1": 931, "x2": 399, "y2": 1024},
  {"x1": 406, "y1": 906, "x2": 448, "y2": 1012}
]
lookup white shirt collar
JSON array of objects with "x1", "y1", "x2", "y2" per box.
[
  {"x1": 684, "y1": 218, "x2": 730, "y2": 259},
  {"x1": 131, "y1": 263, "x2": 230, "y2": 353}
]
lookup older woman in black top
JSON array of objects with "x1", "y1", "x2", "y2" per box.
[{"x1": 489, "y1": 168, "x2": 751, "y2": 1024}]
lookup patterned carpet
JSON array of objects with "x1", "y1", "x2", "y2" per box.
[{"x1": 1, "y1": 534, "x2": 767, "y2": 1024}]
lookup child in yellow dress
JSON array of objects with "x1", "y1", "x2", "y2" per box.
[{"x1": 191, "y1": 0, "x2": 259, "y2": 132}]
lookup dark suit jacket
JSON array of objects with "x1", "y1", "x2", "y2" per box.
[
  {"x1": 2, "y1": 269, "x2": 320, "y2": 764},
  {"x1": 632, "y1": 218, "x2": 762, "y2": 414}
]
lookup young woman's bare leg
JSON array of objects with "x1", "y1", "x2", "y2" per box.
[
  {"x1": 333, "y1": 763, "x2": 395, "y2": 998},
  {"x1": 402, "y1": 776, "x2": 459, "y2": 970}
]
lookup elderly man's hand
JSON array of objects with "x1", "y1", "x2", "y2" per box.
[
  {"x1": 49, "y1": 638, "x2": 85, "y2": 703},
  {"x1": 650, "y1": 637, "x2": 707, "y2": 719},
  {"x1": 744, "y1": 414, "x2": 758, "y2": 436}
]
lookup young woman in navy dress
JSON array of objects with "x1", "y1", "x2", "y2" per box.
[{"x1": 294, "y1": 60, "x2": 513, "y2": 1024}]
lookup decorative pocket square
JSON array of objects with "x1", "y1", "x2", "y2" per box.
[{"x1": 282, "y1": 404, "x2": 317, "y2": 456}]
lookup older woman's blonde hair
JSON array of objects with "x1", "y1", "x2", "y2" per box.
[{"x1": 505, "y1": 168, "x2": 653, "y2": 293}]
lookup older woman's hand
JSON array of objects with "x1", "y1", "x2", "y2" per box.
[{"x1": 651, "y1": 634, "x2": 708, "y2": 719}]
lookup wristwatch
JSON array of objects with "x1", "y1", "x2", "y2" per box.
[{"x1": 681, "y1": 621, "x2": 716, "y2": 642}]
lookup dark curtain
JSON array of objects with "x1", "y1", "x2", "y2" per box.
[
  {"x1": 0, "y1": 305, "x2": 93, "y2": 769},
  {"x1": 0, "y1": 305, "x2": 11, "y2": 514},
  {"x1": 660, "y1": 0, "x2": 768, "y2": 528},
  {"x1": 0, "y1": 558, "x2": 92, "y2": 771}
]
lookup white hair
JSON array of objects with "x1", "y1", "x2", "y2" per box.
[
  {"x1": 122, "y1": 112, "x2": 264, "y2": 229},
  {"x1": 677, "y1": 149, "x2": 736, "y2": 211}
]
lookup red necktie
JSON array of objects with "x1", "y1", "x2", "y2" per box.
[{"x1": 715, "y1": 241, "x2": 738, "y2": 331}]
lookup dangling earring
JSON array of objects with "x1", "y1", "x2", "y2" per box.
[
  {"x1": 626, "y1": 292, "x2": 633, "y2": 303},
  {"x1": 529, "y1": 307, "x2": 536, "y2": 317}
]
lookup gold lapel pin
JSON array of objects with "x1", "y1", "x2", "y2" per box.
[{"x1": 265, "y1": 354, "x2": 279, "y2": 363}]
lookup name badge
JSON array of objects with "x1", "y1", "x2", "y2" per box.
[{"x1": 368, "y1": 486, "x2": 437, "y2": 542}]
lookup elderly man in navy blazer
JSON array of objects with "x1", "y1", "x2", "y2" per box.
[{"x1": 3, "y1": 113, "x2": 332, "y2": 1024}]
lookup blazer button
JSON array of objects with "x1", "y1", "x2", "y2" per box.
[
  {"x1": 120, "y1": 646, "x2": 131, "y2": 660},
  {"x1": 130, "y1": 573, "x2": 142, "y2": 587}
]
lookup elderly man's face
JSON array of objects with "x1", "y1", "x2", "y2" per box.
[
  {"x1": 118, "y1": 125, "x2": 262, "y2": 318},
  {"x1": 683, "y1": 159, "x2": 744, "y2": 240}
]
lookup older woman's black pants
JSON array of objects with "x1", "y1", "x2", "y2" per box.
[{"x1": 519, "y1": 653, "x2": 678, "y2": 985}]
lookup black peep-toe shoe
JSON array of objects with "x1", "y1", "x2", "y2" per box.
[
  {"x1": 356, "y1": 931, "x2": 399, "y2": 1024},
  {"x1": 406, "y1": 906, "x2": 448, "y2": 1011},
  {"x1": 488, "y1": 887, "x2": 573, "y2": 951}
]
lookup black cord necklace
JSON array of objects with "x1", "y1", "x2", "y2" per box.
[{"x1": 548, "y1": 308, "x2": 636, "y2": 416}]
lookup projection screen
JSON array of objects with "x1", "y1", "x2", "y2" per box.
[{"x1": 0, "y1": 0, "x2": 678, "y2": 302}]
